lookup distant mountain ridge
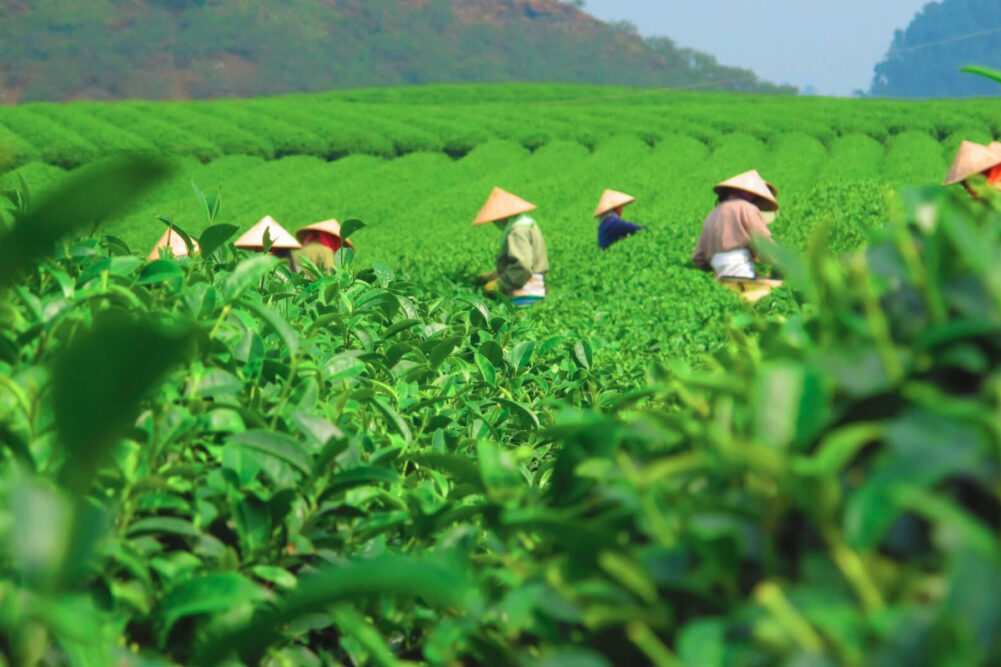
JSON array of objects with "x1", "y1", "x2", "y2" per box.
[{"x1": 0, "y1": 0, "x2": 794, "y2": 103}]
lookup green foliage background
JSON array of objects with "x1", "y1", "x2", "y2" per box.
[
  {"x1": 0, "y1": 84, "x2": 1000, "y2": 665},
  {"x1": 3, "y1": 84, "x2": 998, "y2": 379}
]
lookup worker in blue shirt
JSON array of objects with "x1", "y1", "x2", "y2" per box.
[{"x1": 595, "y1": 190, "x2": 645, "y2": 250}]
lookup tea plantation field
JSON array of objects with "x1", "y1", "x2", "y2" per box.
[
  {"x1": 2, "y1": 84, "x2": 1001, "y2": 665},
  {"x1": 5, "y1": 84, "x2": 999, "y2": 377}
]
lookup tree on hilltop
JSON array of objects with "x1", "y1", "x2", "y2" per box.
[{"x1": 870, "y1": 0, "x2": 1001, "y2": 98}]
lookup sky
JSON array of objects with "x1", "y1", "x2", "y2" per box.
[{"x1": 581, "y1": 0, "x2": 930, "y2": 96}]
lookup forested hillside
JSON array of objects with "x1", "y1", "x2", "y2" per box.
[
  {"x1": 0, "y1": 0, "x2": 793, "y2": 103},
  {"x1": 870, "y1": 0, "x2": 1001, "y2": 98}
]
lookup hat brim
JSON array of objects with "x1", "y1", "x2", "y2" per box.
[{"x1": 714, "y1": 185, "x2": 779, "y2": 212}]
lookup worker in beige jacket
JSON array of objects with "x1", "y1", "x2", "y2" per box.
[
  {"x1": 473, "y1": 187, "x2": 549, "y2": 307},
  {"x1": 692, "y1": 170, "x2": 779, "y2": 279}
]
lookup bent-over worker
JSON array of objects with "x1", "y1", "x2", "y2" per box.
[
  {"x1": 473, "y1": 187, "x2": 549, "y2": 307},
  {"x1": 293, "y1": 219, "x2": 354, "y2": 276},
  {"x1": 944, "y1": 141, "x2": 1001, "y2": 198},
  {"x1": 234, "y1": 216, "x2": 303, "y2": 262},
  {"x1": 692, "y1": 170, "x2": 778, "y2": 279},
  {"x1": 595, "y1": 189, "x2": 645, "y2": 250},
  {"x1": 148, "y1": 227, "x2": 199, "y2": 260}
]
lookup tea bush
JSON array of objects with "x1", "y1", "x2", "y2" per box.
[
  {"x1": 0, "y1": 146, "x2": 999, "y2": 666},
  {"x1": 17, "y1": 84, "x2": 984, "y2": 379},
  {"x1": 0, "y1": 107, "x2": 101, "y2": 168},
  {"x1": 2, "y1": 84, "x2": 1000, "y2": 169},
  {"x1": 85, "y1": 106, "x2": 224, "y2": 162},
  {"x1": 30, "y1": 105, "x2": 160, "y2": 158},
  {"x1": 130, "y1": 103, "x2": 277, "y2": 159},
  {"x1": 3, "y1": 84, "x2": 1001, "y2": 664},
  {"x1": 196, "y1": 104, "x2": 328, "y2": 157}
]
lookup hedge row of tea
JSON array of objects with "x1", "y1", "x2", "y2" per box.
[
  {"x1": 0, "y1": 123, "x2": 956, "y2": 379},
  {"x1": 0, "y1": 154, "x2": 999, "y2": 665},
  {"x1": 1, "y1": 84, "x2": 1000, "y2": 169}
]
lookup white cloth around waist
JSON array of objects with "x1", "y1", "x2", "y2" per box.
[
  {"x1": 510, "y1": 273, "x2": 546, "y2": 297},
  {"x1": 710, "y1": 248, "x2": 755, "y2": 279}
]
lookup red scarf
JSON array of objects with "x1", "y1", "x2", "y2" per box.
[{"x1": 303, "y1": 231, "x2": 342, "y2": 252}]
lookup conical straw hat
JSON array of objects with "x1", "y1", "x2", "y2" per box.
[
  {"x1": 714, "y1": 170, "x2": 779, "y2": 211},
  {"x1": 473, "y1": 187, "x2": 537, "y2": 226},
  {"x1": 296, "y1": 219, "x2": 355, "y2": 249},
  {"x1": 234, "y1": 216, "x2": 302, "y2": 250},
  {"x1": 944, "y1": 141, "x2": 1001, "y2": 185},
  {"x1": 147, "y1": 228, "x2": 199, "y2": 260},
  {"x1": 594, "y1": 190, "x2": 636, "y2": 217}
]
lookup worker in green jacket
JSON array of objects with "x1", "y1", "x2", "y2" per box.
[{"x1": 473, "y1": 187, "x2": 549, "y2": 307}]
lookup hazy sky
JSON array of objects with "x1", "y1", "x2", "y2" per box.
[{"x1": 582, "y1": 0, "x2": 929, "y2": 96}]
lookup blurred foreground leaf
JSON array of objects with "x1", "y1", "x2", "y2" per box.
[
  {"x1": 961, "y1": 65, "x2": 1001, "y2": 85},
  {"x1": 197, "y1": 555, "x2": 472, "y2": 665},
  {"x1": 0, "y1": 157, "x2": 170, "y2": 288},
  {"x1": 54, "y1": 319, "x2": 190, "y2": 492}
]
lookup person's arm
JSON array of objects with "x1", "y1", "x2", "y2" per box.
[
  {"x1": 692, "y1": 245, "x2": 709, "y2": 268},
  {"x1": 498, "y1": 227, "x2": 534, "y2": 291},
  {"x1": 743, "y1": 205, "x2": 772, "y2": 241},
  {"x1": 474, "y1": 270, "x2": 498, "y2": 284},
  {"x1": 603, "y1": 217, "x2": 645, "y2": 247},
  {"x1": 692, "y1": 231, "x2": 709, "y2": 268},
  {"x1": 742, "y1": 207, "x2": 774, "y2": 261}
]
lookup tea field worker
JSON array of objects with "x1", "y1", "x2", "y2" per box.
[
  {"x1": 692, "y1": 169, "x2": 779, "y2": 279},
  {"x1": 233, "y1": 216, "x2": 302, "y2": 263},
  {"x1": 292, "y1": 218, "x2": 355, "y2": 276},
  {"x1": 595, "y1": 189, "x2": 646, "y2": 250},
  {"x1": 944, "y1": 140, "x2": 1001, "y2": 197},
  {"x1": 148, "y1": 227, "x2": 199, "y2": 260},
  {"x1": 473, "y1": 187, "x2": 549, "y2": 307}
]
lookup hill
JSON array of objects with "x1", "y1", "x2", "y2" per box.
[
  {"x1": 870, "y1": 0, "x2": 1001, "y2": 98},
  {"x1": 0, "y1": 0, "x2": 795, "y2": 103}
]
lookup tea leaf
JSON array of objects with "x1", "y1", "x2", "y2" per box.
[
  {"x1": 158, "y1": 572, "x2": 267, "y2": 643},
  {"x1": 198, "y1": 224, "x2": 239, "y2": 257},
  {"x1": 339, "y1": 219, "x2": 366, "y2": 240},
  {"x1": 240, "y1": 298, "x2": 300, "y2": 357},
  {"x1": 0, "y1": 157, "x2": 170, "y2": 288},
  {"x1": 229, "y1": 430, "x2": 312, "y2": 476},
  {"x1": 372, "y1": 397, "x2": 412, "y2": 442},
  {"x1": 199, "y1": 556, "x2": 470, "y2": 664},
  {"x1": 961, "y1": 65, "x2": 1001, "y2": 85}
]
